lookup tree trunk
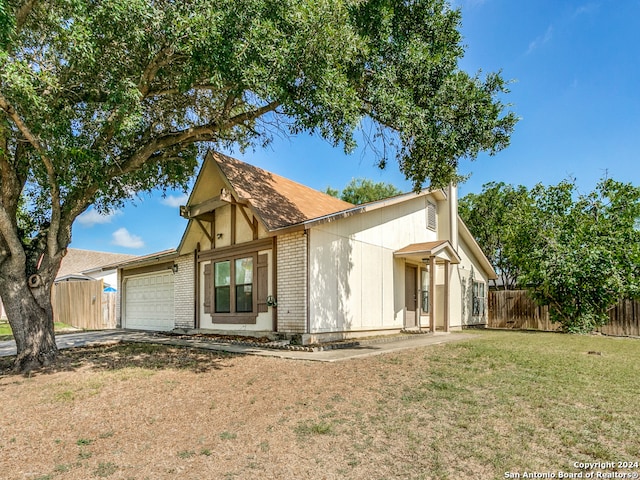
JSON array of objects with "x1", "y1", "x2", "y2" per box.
[{"x1": 0, "y1": 263, "x2": 58, "y2": 373}]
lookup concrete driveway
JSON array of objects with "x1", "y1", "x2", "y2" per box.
[{"x1": 0, "y1": 330, "x2": 477, "y2": 362}]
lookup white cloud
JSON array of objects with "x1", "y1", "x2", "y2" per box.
[
  {"x1": 527, "y1": 25, "x2": 553, "y2": 54},
  {"x1": 574, "y1": 3, "x2": 599, "y2": 17},
  {"x1": 111, "y1": 228, "x2": 145, "y2": 249},
  {"x1": 160, "y1": 193, "x2": 189, "y2": 208},
  {"x1": 77, "y1": 209, "x2": 121, "y2": 227}
]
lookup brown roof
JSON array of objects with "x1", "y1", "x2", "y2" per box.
[
  {"x1": 213, "y1": 152, "x2": 354, "y2": 230},
  {"x1": 394, "y1": 241, "x2": 462, "y2": 264},
  {"x1": 56, "y1": 248, "x2": 137, "y2": 279},
  {"x1": 394, "y1": 241, "x2": 449, "y2": 256}
]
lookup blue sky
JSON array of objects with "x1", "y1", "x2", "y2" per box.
[{"x1": 71, "y1": 0, "x2": 640, "y2": 255}]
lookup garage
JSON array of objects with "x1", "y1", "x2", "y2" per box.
[{"x1": 123, "y1": 271, "x2": 175, "y2": 331}]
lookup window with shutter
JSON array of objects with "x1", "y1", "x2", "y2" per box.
[
  {"x1": 203, "y1": 263, "x2": 212, "y2": 314},
  {"x1": 257, "y1": 254, "x2": 268, "y2": 313},
  {"x1": 214, "y1": 260, "x2": 232, "y2": 313},
  {"x1": 199, "y1": 248, "x2": 271, "y2": 324}
]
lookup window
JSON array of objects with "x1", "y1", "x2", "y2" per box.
[
  {"x1": 426, "y1": 200, "x2": 437, "y2": 230},
  {"x1": 214, "y1": 261, "x2": 231, "y2": 313},
  {"x1": 472, "y1": 281, "x2": 486, "y2": 316},
  {"x1": 213, "y1": 256, "x2": 254, "y2": 314},
  {"x1": 199, "y1": 237, "x2": 273, "y2": 324},
  {"x1": 234, "y1": 257, "x2": 253, "y2": 313},
  {"x1": 421, "y1": 268, "x2": 430, "y2": 314}
]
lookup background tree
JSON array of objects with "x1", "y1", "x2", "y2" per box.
[
  {"x1": 458, "y1": 182, "x2": 529, "y2": 289},
  {"x1": 325, "y1": 178, "x2": 402, "y2": 204},
  {"x1": 0, "y1": 0, "x2": 516, "y2": 371},
  {"x1": 511, "y1": 178, "x2": 640, "y2": 333}
]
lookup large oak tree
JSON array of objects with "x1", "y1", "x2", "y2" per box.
[{"x1": 0, "y1": 0, "x2": 516, "y2": 371}]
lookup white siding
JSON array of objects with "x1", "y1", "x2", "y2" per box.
[
  {"x1": 453, "y1": 238, "x2": 489, "y2": 327},
  {"x1": 308, "y1": 196, "x2": 439, "y2": 334}
]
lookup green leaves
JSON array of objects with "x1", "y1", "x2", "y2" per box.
[
  {"x1": 326, "y1": 177, "x2": 402, "y2": 204},
  {"x1": 0, "y1": 0, "x2": 516, "y2": 258},
  {"x1": 459, "y1": 182, "x2": 529, "y2": 290},
  {"x1": 462, "y1": 178, "x2": 640, "y2": 333}
]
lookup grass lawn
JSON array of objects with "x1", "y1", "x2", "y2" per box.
[
  {"x1": 0, "y1": 321, "x2": 12, "y2": 337},
  {"x1": 0, "y1": 330, "x2": 638, "y2": 479},
  {"x1": 0, "y1": 321, "x2": 75, "y2": 339}
]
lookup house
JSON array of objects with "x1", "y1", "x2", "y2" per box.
[
  {"x1": 112, "y1": 151, "x2": 496, "y2": 343},
  {"x1": 55, "y1": 248, "x2": 137, "y2": 289}
]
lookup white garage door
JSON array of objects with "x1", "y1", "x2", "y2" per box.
[{"x1": 124, "y1": 271, "x2": 174, "y2": 331}]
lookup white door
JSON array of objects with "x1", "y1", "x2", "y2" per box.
[{"x1": 124, "y1": 271, "x2": 175, "y2": 331}]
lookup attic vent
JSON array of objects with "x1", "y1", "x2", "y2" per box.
[{"x1": 426, "y1": 200, "x2": 437, "y2": 231}]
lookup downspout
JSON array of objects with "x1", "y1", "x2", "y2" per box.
[
  {"x1": 448, "y1": 183, "x2": 459, "y2": 252},
  {"x1": 194, "y1": 246, "x2": 199, "y2": 329},
  {"x1": 305, "y1": 228, "x2": 311, "y2": 336},
  {"x1": 448, "y1": 183, "x2": 459, "y2": 332}
]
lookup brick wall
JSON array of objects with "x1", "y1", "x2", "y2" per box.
[
  {"x1": 174, "y1": 253, "x2": 195, "y2": 329},
  {"x1": 276, "y1": 232, "x2": 307, "y2": 334}
]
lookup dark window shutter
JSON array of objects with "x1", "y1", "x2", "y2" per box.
[
  {"x1": 257, "y1": 254, "x2": 268, "y2": 313},
  {"x1": 203, "y1": 262, "x2": 212, "y2": 314}
]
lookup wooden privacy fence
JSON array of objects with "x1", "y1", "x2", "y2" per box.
[
  {"x1": 488, "y1": 290, "x2": 640, "y2": 337},
  {"x1": 52, "y1": 280, "x2": 117, "y2": 330}
]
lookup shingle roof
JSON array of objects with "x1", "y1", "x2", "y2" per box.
[
  {"x1": 213, "y1": 152, "x2": 354, "y2": 230},
  {"x1": 394, "y1": 241, "x2": 449, "y2": 256},
  {"x1": 56, "y1": 248, "x2": 137, "y2": 279},
  {"x1": 394, "y1": 240, "x2": 462, "y2": 264}
]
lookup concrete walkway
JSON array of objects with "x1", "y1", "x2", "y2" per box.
[{"x1": 0, "y1": 330, "x2": 477, "y2": 362}]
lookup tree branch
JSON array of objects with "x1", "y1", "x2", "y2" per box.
[
  {"x1": 227, "y1": 101, "x2": 279, "y2": 127},
  {"x1": 118, "y1": 100, "x2": 280, "y2": 175},
  {"x1": 138, "y1": 47, "x2": 186, "y2": 98},
  {"x1": 16, "y1": 0, "x2": 38, "y2": 31},
  {"x1": 221, "y1": 92, "x2": 237, "y2": 120},
  {"x1": 64, "y1": 101, "x2": 280, "y2": 228},
  {"x1": 0, "y1": 92, "x2": 61, "y2": 259},
  {"x1": 0, "y1": 126, "x2": 18, "y2": 211},
  {"x1": 0, "y1": 201, "x2": 26, "y2": 262},
  {"x1": 147, "y1": 84, "x2": 226, "y2": 97},
  {"x1": 91, "y1": 47, "x2": 187, "y2": 151}
]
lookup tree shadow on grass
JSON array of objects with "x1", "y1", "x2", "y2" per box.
[{"x1": 0, "y1": 342, "x2": 236, "y2": 378}]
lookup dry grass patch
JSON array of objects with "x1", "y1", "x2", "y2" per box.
[{"x1": 0, "y1": 331, "x2": 639, "y2": 479}]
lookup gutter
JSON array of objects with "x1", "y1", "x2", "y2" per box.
[
  {"x1": 100, "y1": 249, "x2": 179, "y2": 271},
  {"x1": 268, "y1": 189, "x2": 446, "y2": 236}
]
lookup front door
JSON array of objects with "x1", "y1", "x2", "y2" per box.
[{"x1": 405, "y1": 265, "x2": 417, "y2": 328}]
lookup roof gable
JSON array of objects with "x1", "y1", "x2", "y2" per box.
[
  {"x1": 211, "y1": 152, "x2": 353, "y2": 230},
  {"x1": 394, "y1": 240, "x2": 462, "y2": 264}
]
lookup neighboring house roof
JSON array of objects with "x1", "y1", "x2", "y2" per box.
[
  {"x1": 56, "y1": 274, "x2": 94, "y2": 282},
  {"x1": 56, "y1": 248, "x2": 137, "y2": 280},
  {"x1": 213, "y1": 152, "x2": 354, "y2": 230}
]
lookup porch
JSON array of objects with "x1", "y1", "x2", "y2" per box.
[{"x1": 394, "y1": 240, "x2": 461, "y2": 333}]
